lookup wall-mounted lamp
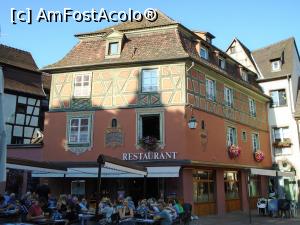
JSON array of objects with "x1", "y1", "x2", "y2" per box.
[
  {"x1": 188, "y1": 115, "x2": 198, "y2": 129},
  {"x1": 187, "y1": 104, "x2": 198, "y2": 129}
]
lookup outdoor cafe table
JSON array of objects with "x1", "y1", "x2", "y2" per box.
[
  {"x1": 29, "y1": 218, "x2": 67, "y2": 225},
  {"x1": 0, "y1": 209, "x2": 20, "y2": 223},
  {"x1": 78, "y1": 213, "x2": 95, "y2": 225}
]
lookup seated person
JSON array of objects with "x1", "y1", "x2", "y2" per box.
[
  {"x1": 154, "y1": 203, "x2": 172, "y2": 225},
  {"x1": 7, "y1": 193, "x2": 17, "y2": 210},
  {"x1": 165, "y1": 202, "x2": 177, "y2": 220},
  {"x1": 57, "y1": 195, "x2": 68, "y2": 217},
  {"x1": 125, "y1": 196, "x2": 135, "y2": 210},
  {"x1": 0, "y1": 195, "x2": 8, "y2": 212},
  {"x1": 118, "y1": 200, "x2": 134, "y2": 224},
  {"x1": 26, "y1": 198, "x2": 46, "y2": 221},
  {"x1": 137, "y1": 199, "x2": 149, "y2": 216},
  {"x1": 65, "y1": 204, "x2": 79, "y2": 223},
  {"x1": 99, "y1": 199, "x2": 114, "y2": 224},
  {"x1": 79, "y1": 198, "x2": 89, "y2": 213},
  {"x1": 173, "y1": 199, "x2": 184, "y2": 215}
]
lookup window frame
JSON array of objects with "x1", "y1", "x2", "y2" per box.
[
  {"x1": 108, "y1": 42, "x2": 119, "y2": 56},
  {"x1": 251, "y1": 132, "x2": 260, "y2": 152},
  {"x1": 68, "y1": 117, "x2": 91, "y2": 145},
  {"x1": 226, "y1": 126, "x2": 237, "y2": 146},
  {"x1": 270, "y1": 89, "x2": 287, "y2": 107},
  {"x1": 200, "y1": 47, "x2": 209, "y2": 60},
  {"x1": 224, "y1": 86, "x2": 234, "y2": 107},
  {"x1": 248, "y1": 98, "x2": 256, "y2": 117},
  {"x1": 271, "y1": 60, "x2": 281, "y2": 72},
  {"x1": 205, "y1": 78, "x2": 216, "y2": 102},
  {"x1": 141, "y1": 68, "x2": 159, "y2": 93},
  {"x1": 241, "y1": 71, "x2": 248, "y2": 82},
  {"x1": 136, "y1": 108, "x2": 165, "y2": 149},
  {"x1": 193, "y1": 170, "x2": 216, "y2": 203},
  {"x1": 272, "y1": 127, "x2": 289, "y2": 142},
  {"x1": 218, "y1": 57, "x2": 226, "y2": 69},
  {"x1": 224, "y1": 171, "x2": 240, "y2": 200},
  {"x1": 241, "y1": 130, "x2": 247, "y2": 142},
  {"x1": 73, "y1": 73, "x2": 92, "y2": 98}
]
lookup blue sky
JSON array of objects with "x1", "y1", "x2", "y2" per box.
[{"x1": 0, "y1": 0, "x2": 299, "y2": 68}]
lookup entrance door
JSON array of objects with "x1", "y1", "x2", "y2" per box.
[{"x1": 224, "y1": 171, "x2": 241, "y2": 212}]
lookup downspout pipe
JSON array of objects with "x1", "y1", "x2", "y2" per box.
[{"x1": 0, "y1": 66, "x2": 7, "y2": 182}]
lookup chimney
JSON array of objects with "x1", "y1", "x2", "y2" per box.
[{"x1": 194, "y1": 31, "x2": 215, "y2": 44}]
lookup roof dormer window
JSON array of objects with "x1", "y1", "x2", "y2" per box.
[
  {"x1": 105, "y1": 30, "x2": 124, "y2": 59},
  {"x1": 108, "y1": 42, "x2": 119, "y2": 55},
  {"x1": 271, "y1": 60, "x2": 281, "y2": 72},
  {"x1": 241, "y1": 71, "x2": 248, "y2": 82},
  {"x1": 200, "y1": 47, "x2": 209, "y2": 60},
  {"x1": 218, "y1": 57, "x2": 226, "y2": 69}
]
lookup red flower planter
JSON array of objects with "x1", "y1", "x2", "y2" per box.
[
  {"x1": 254, "y1": 150, "x2": 264, "y2": 162},
  {"x1": 228, "y1": 145, "x2": 241, "y2": 159}
]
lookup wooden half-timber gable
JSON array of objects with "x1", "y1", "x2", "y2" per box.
[
  {"x1": 50, "y1": 63, "x2": 186, "y2": 111},
  {"x1": 186, "y1": 64, "x2": 268, "y2": 131}
]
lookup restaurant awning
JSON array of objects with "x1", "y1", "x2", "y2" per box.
[
  {"x1": 7, "y1": 157, "x2": 67, "y2": 174},
  {"x1": 277, "y1": 171, "x2": 295, "y2": 178},
  {"x1": 250, "y1": 168, "x2": 277, "y2": 177},
  {"x1": 32, "y1": 166, "x2": 180, "y2": 178},
  {"x1": 32, "y1": 154, "x2": 147, "y2": 178},
  {"x1": 147, "y1": 166, "x2": 180, "y2": 177}
]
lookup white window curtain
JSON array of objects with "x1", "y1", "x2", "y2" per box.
[
  {"x1": 224, "y1": 87, "x2": 233, "y2": 107},
  {"x1": 69, "y1": 118, "x2": 90, "y2": 144},
  {"x1": 249, "y1": 98, "x2": 256, "y2": 116},
  {"x1": 74, "y1": 74, "x2": 91, "y2": 97},
  {"x1": 227, "y1": 127, "x2": 236, "y2": 146},
  {"x1": 206, "y1": 79, "x2": 216, "y2": 101},
  {"x1": 252, "y1": 133, "x2": 260, "y2": 152}
]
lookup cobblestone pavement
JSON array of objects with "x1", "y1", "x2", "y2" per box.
[{"x1": 190, "y1": 210, "x2": 300, "y2": 225}]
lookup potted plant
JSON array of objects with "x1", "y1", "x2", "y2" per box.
[
  {"x1": 254, "y1": 150, "x2": 264, "y2": 162},
  {"x1": 273, "y1": 138, "x2": 292, "y2": 148},
  {"x1": 139, "y1": 136, "x2": 159, "y2": 151},
  {"x1": 228, "y1": 145, "x2": 241, "y2": 159}
]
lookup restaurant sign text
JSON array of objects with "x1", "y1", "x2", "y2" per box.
[{"x1": 122, "y1": 152, "x2": 177, "y2": 161}]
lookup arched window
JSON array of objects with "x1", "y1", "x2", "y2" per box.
[{"x1": 111, "y1": 119, "x2": 117, "y2": 128}]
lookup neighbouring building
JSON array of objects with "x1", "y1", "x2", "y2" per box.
[
  {"x1": 227, "y1": 37, "x2": 300, "y2": 202},
  {"x1": 40, "y1": 11, "x2": 273, "y2": 215},
  {"x1": 0, "y1": 44, "x2": 50, "y2": 194}
]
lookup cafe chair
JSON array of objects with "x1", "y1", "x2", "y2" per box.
[
  {"x1": 267, "y1": 198, "x2": 278, "y2": 217},
  {"x1": 257, "y1": 198, "x2": 267, "y2": 215},
  {"x1": 278, "y1": 199, "x2": 290, "y2": 218},
  {"x1": 109, "y1": 212, "x2": 120, "y2": 225},
  {"x1": 182, "y1": 203, "x2": 192, "y2": 225},
  {"x1": 289, "y1": 201, "x2": 297, "y2": 218}
]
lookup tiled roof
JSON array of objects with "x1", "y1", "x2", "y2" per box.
[
  {"x1": 43, "y1": 29, "x2": 188, "y2": 69},
  {"x1": 0, "y1": 44, "x2": 38, "y2": 72},
  {"x1": 0, "y1": 44, "x2": 45, "y2": 97},
  {"x1": 42, "y1": 73, "x2": 52, "y2": 92},
  {"x1": 3, "y1": 66, "x2": 45, "y2": 97},
  {"x1": 42, "y1": 10, "x2": 264, "y2": 95},
  {"x1": 252, "y1": 37, "x2": 295, "y2": 79},
  {"x1": 75, "y1": 10, "x2": 178, "y2": 37}
]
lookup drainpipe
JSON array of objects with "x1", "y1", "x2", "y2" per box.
[
  {"x1": 287, "y1": 74, "x2": 294, "y2": 113},
  {"x1": 287, "y1": 74, "x2": 300, "y2": 149},
  {"x1": 186, "y1": 61, "x2": 195, "y2": 74},
  {"x1": 0, "y1": 66, "x2": 7, "y2": 182}
]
